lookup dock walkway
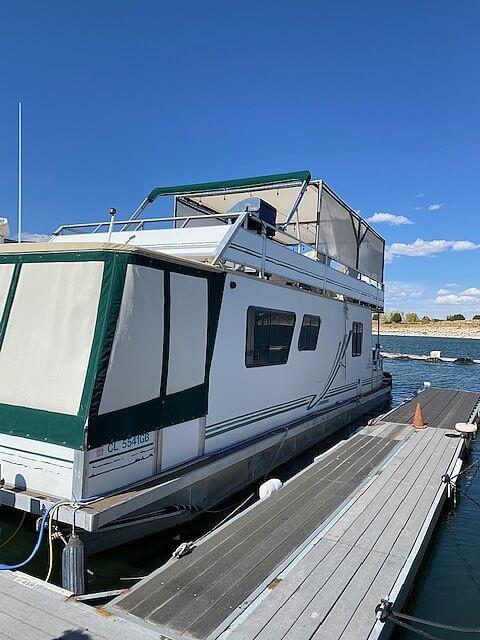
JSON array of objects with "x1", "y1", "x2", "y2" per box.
[
  {"x1": 111, "y1": 387, "x2": 480, "y2": 640},
  {"x1": 1, "y1": 387, "x2": 478, "y2": 640},
  {"x1": 0, "y1": 571, "x2": 157, "y2": 640}
]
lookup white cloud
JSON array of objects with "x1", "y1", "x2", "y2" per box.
[
  {"x1": 385, "y1": 238, "x2": 480, "y2": 262},
  {"x1": 416, "y1": 193, "x2": 425, "y2": 198},
  {"x1": 451, "y1": 240, "x2": 480, "y2": 251},
  {"x1": 412, "y1": 206, "x2": 424, "y2": 210},
  {"x1": 383, "y1": 280, "x2": 480, "y2": 316},
  {"x1": 366, "y1": 212, "x2": 413, "y2": 226},
  {"x1": 435, "y1": 294, "x2": 479, "y2": 305},
  {"x1": 385, "y1": 281, "x2": 425, "y2": 304},
  {"x1": 445, "y1": 282, "x2": 459, "y2": 288},
  {"x1": 427, "y1": 203, "x2": 446, "y2": 211},
  {"x1": 435, "y1": 286, "x2": 480, "y2": 306}
]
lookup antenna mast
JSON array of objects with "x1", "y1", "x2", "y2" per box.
[{"x1": 17, "y1": 101, "x2": 22, "y2": 243}]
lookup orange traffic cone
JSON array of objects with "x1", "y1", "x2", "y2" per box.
[{"x1": 413, "y1": 403, "x2": 426, "y2": 429}]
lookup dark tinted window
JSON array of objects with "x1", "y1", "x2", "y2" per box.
[
  {"x1": 298, "y1": 314, "x2": 321, "y2": 351},
  {"x1": 246, "y1": 307, "x2": 296, "y2": 367},
  {"x1": 352, "y1": 321, "x2": 363, "y2": 357}
]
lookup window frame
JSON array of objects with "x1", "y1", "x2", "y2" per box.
[
  {"x1": 298, "y1": 314, "x2": 321, "y2": 351},
  {"x1": 352, "y1": 321, "x2": 363, "y2": 357},
  {"x1": 245, "y1": 306, "x2": 296, "y2": 368}
]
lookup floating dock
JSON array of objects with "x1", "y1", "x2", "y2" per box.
[
  {"x1": 109, "y1": 386, "x2": 480, "y2": 640},
  {"x1": 0, "y1": 572, "x2": 158, "y2": 640},
  {"x1": 382, "y1": 350, "x2": 480, "y2": 365},
  {"x1": 1, "y1": 387, "x2": 479, "y2": 640}
]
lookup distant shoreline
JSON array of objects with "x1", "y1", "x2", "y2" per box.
[{"x1": 375, "y1": 322, "x2": 480, "y2": 341}]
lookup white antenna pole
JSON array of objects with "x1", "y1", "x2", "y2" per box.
[{"x1": 17, "y1": 101, "x2": 22, "y2": 243}]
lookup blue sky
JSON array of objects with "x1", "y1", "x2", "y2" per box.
[{"x1": 0, "y1": 1, "x2": 479, "y2": 317}]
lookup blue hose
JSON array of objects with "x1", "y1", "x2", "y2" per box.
[{"x1": 0, "y1": 502, "x2": 57, "y2": 571}]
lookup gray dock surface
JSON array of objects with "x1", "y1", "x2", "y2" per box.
[
  {"x1": 0, "y1": 571, "x2": 158, "y2": 640},
  {"x1": 113, "y1": 425, "x2": 404, "y2": 639},
  {"x1": 111, "y1": 387, "x2": 480, "y2": 640},
  {"x1": 386, "y1": 386, "x2": 479, "y2": 429},
  {"x1": 2, "y1": 388, "x2": 479, "y2": 640},
  {"x1": 227, "y1": 423, "x2": 458, "y2": 640}
]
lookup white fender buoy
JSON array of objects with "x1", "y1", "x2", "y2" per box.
[
  {"x1": 259, "y1": 478, "x2": 283, "y2": 500},
  {"x1": 455, "y1": 422, "x2": 477, "y2": 434}
]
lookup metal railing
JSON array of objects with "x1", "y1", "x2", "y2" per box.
[
  {"x1": 53, "y1": 213, "x2": 239, "y2": 235},
  {"x1": 52, "y1": 212, "x2": 384, "y2": 294}
]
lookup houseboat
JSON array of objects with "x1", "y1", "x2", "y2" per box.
[{"x1": 0, "y1": 171, "x2": 390, "y2": 550}]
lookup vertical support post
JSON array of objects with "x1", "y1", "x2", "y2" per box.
[
  {"x1": 261, "y1": 230, "x2": 266, "y2": 278},
  {"x1": 315, "y1": 180, "x2": 323, "y2": 259},
  {"x1": 107, "y1": 208, "x2": 116, "y2": 243},
  {"x1": 17, "y1": 101, "x2": 22, "y2": 243}
]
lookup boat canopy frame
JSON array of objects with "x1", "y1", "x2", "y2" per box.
[
  {"x1": 53, "y1": 171, "x2": 385, "y2": 285},
  {"x1": 128, "y1": 171, "x2": 385, "y2": 283}
]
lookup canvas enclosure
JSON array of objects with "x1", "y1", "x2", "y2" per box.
[{"x1": 0, "y1": 246, "x2": 225, "y2": 452}]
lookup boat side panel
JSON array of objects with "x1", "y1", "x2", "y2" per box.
[
  {"x1": 98, "y1": 264, "x2": 165, "y2": 414},
  {"x1": 87, "y1": 253, "x2": 226, "y2": 449},
  {"x1": 161, "y1": 419, "x2": 203, "y2": 470},
  {"x1": 0, "y1": 434, "x2": 74, "y2": 498},
  {"x1": 166, "y1": 273, "x2": 208, "y2": 395},
  {"x1": 0, "y1": 261, "x2": 104, "y2": 415},
  {"x1": 0, "y1": 250, "x2": 117, "y2": 450},
  {"x1": 205, "y1": 274, "x2": 378, "y2": 453},
  {"x1": 86, "y1": 431, "x2": 157, "y2": 498}
]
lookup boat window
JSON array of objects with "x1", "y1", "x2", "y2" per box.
[
  {"x1": 298, "y1": 314, "x2": 321, "y2": 351},
  {"x1": 352, "y1": 321, "x2": 363, "y2": 357},
  {"x1": 246, "y1": 306, "x2": 295, "y2": 367}
]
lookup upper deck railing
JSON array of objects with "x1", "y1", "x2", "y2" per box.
[
  {"x1": 51, "y1": 171, "x2": 385, "y2": 308},
  {"x1": 52, "y1": 211, "x2": 384, "y2": 298}
]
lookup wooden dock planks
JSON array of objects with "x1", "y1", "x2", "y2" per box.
[
  {"x1": 111, "y1": 388, "x2": 480, "y2": 640},
  {"x1": 230, "y1": 427, "x2": 459, "y2": 640},
  {"x1": 386, "y1": 386, "x2": 479, "y2": 429},
  {"x1": 4, "y1": 388, "x2": 477, "y2": 640},
  {"x1": 113, "y1": 426, "x2": 404, "y2": 639},
  {"x1": 0, "y1": 572, "x2": 158, "y2": 640}
]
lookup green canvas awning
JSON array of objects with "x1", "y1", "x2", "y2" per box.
[{"x1": 147, "y1": 171, "x2": 311, "y2": 203}]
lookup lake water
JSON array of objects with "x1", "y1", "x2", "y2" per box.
[{"x1": 1, "y1": 333, "x2": 480, "y2": 637}]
